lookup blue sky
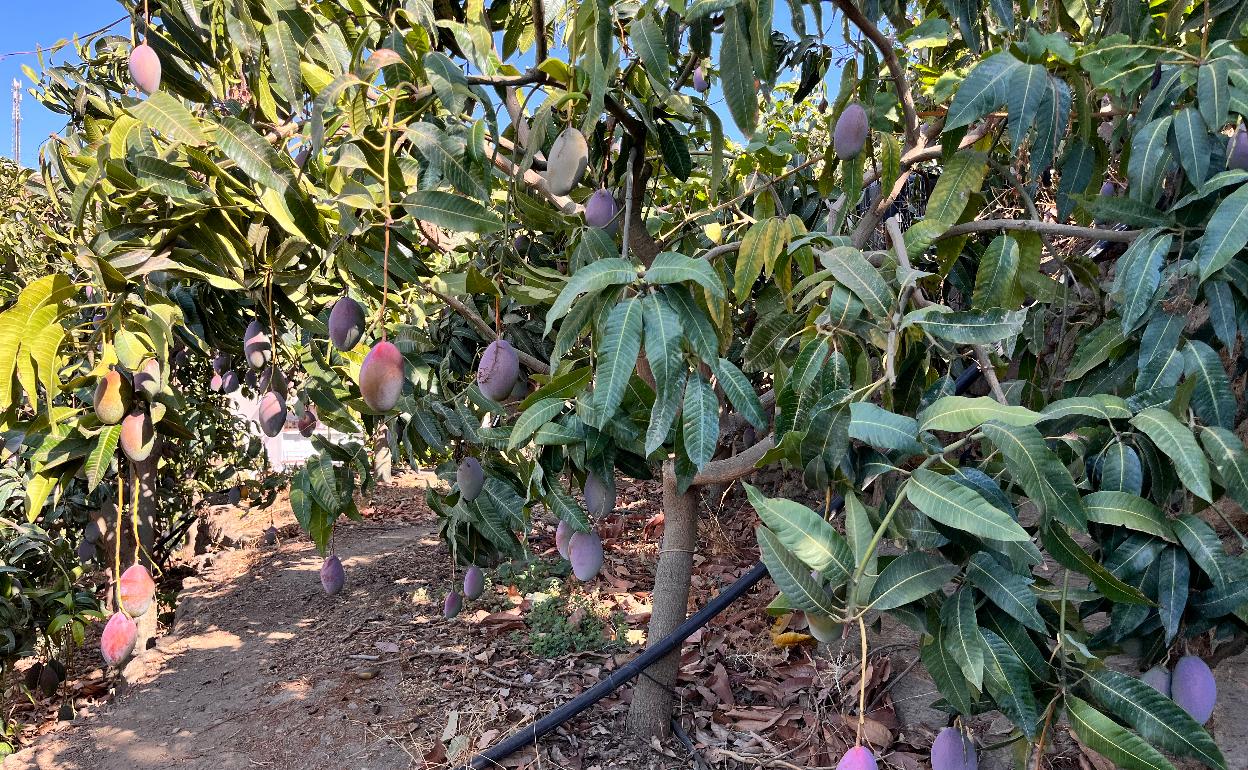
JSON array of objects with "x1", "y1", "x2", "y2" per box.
[
  {"x1": 2, "y1": 2, "x2": 126, "y2": 167},
  {"x1": 2, "y1": 2, "x2": 839, "y2": 168}
]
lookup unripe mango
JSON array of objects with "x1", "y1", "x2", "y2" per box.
[
  {"x1": 693, "y1": 65, "x2": 709, "y2": 93},
  {"x1": 805, "y1": 612, "x2": 839, "y2": 643},
  {"x1": 128, "y1": 44, "x2": 161, "y2": 95},
  {"x1": 569, "y1": 531, "x2": 603, "y2": 581},
  {"x1": 93, "y1": 369, "x2": 133, "y2": 425},
  {"x1": 545, "y1": 127, "x2": 589, "y2": 196},
  {"x1": 836, "y1": 746, "x2": 878, "y2": 770},
  {"x1": 77, "y1": 539, "x2": 96, "y2": 564},
  {"x1": 133, "y1": 358, "x2": 160, "y2": 400},
  {"x1": 263, "y1": 525, "x2": 278, "y2": 545},
  {"x1": 1141, "y1": 665, "x2": 1171, "y2": 697},
  {"x1": 212, "y1": 352, "x2": 229, "y2": 374},
  {"x1": 444, "y1": 590, "x2": 463, "y2": 618},
  {"x1": 243, "y1": 320, "x2": 271, "y2": 369},
  {"x1": 585, "y1": 189, "x2": 619, "y2": 229},
  {"x1": 258, "y1": 392, "x2": 287, "y2": 437},
  {"x1": 1099, "y1": 180, "x2": 1117, "y2": 197},
  {"x1": 360, "y1": 340, "x2": 404, "y2": 411},
  {"x1": 584, "y1": 473, "x2": 615, "y2": 517},
  {"x1": 556, "y1": 519, "x2": 574, "y2": 558},
  {"x1": 120, "y1": 409, "x2": 156, "y2": 462},
  {"x1": 329, "y1": 296, "x2": 366, "y2": 351},
  {"x1": 297, "y1": 408, "x2": 317, "y2": 437},
  {"x1": 1172, "y1": 655, "x2": 1216, "y2": 724},
  {"x1": 1228, "y1": 126, "x2": 1248, "y2": 171},
  {"x1": 119, "y1": 563, "x2": 156, "y2": 617},
  {"x1": 463, "y1": 566, "x2": 484, "y2": 600},
  {"x1": 457, "y1": 457, "x2": 484, "y2": 502},
  {"x1": 834, "y1": 102, "x2": 869, "y2": 160},
  {"x1": 220, "y1": 369, "x2": 240, "y2": 394},
  {"x1": 320, "y1": 555, "x2": 345, "y2": 595},
  {"x1": 477, "y1": 339, "x2": 519, "y2": 402},
  {"x1": 931, "y1": 727, "x2": 977, "y2": 770},
  {"x1": 100, "y1": 611, "x2": 138, "y2": 667}
]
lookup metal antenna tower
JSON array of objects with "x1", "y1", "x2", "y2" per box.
[{"x1": 11, "y1": 79, "x2": 20, "y2": 162}]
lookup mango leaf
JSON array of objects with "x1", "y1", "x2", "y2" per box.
[
  {"x1": 1084, "y1": 669, "x2": 1225, "y2": 770},
  {"x1": 941, "y1": 588, "x2": 986, "y2": 689},
  {"x1": 589, "y1": 298, "x2": 644, "y2": 427},
  {"x1": 1199, "y1": 426, "x2": 1248, "y2": 510},
  {"x1": 681, "y1": 373, "x2": 719, "y2": 469},
  {"x1": 1040, "y1": 395, "x2": 1132, "y2": 423},
  {"x1": 666, "y1": 285, "x2": 720, "y2": 362},
  {"x1": 214, "y1": 116, "x2": 292, "y2": 192},
  {"x1": 128, "y1": 91, "x2": 208, "y2": 146},
  {"x1": 1066, "y1": 696, "x2": 1178, "y2": 770},
  {"x1": 1196, "y1": 182, "x2": 1248, "y2": 281},
  {"x1": 966, "y1": 552, "x2": 1045, "y2": 632},
  {"x1": 547, "y1": 483, "x2": 589, "y2": 530},
  {"x1": 820, "y1": 247, "x2": 892, "y2": 318},
  {"x1": 923, "y1": 629, "x2": 977, "y2": 715},
  {"x1": 973, "y1": 235, "x2": 1020, "y2": 310},
  {"x1": 84, "y1": 425, "x2": 121, "y2": 492},
  {"x1": 545, "y1": 259, "x2": 638, "y2": 332},
  {"x1": 908, "y1": 469, "x2": 1031, "y2": 541},
  {"x1": 1173, "y1": 514, "x2": 1234, "y2": 587},
  {"x1": 404, "y1": 190, "x2": 503, "y2": 234},
  {"x1": 719, "y1": 8, "x2": 757, "y2": 136},
  {"x1": 1182, "y1": 340, "x2": 1235, "y2": 429},
  {"x1": 1083, "y1": 491, "x2": 1173, "y2": 541},
  {"x1": 644, "y1": 252, "x2": 725, "y2": 299},
  {"x1": 642, "y1": 294, "x2": 685, "y2": 454},
  {"x1": 1040, "y1": 523, "x2": 1150, "y2": 605},
  {"x1": 713, "y1": 357, "x2": 766, "y2": 430},
  {"x1": 1100, "y1": 441, "x2": 1143, "y2": 495},
  {"x1": 1007, "y1": 64, "x2": 1049, "y2": 147},
  {"x1": 1204, "y1": 281, "x2": 1238, "y2": 348},
  {"x1": 868, "y1": 552, "x2": 958, "y2": 611},
  {"x1": 745, "y1": 483, "x2": 853, "y2": 585},
  {"x1": 981, "y1": 629, "x2": 1039, "y2": 738},
  {"x1": 848, "y1": 402, "x2": 923, "y2": 454},
  {"x1": 924, "y1": 150, "x2": 990, "y2": 226},
  {"x1": 1126, "y1": 114, "x2": 1171, "y2": 204},
  {"x1": 630, "y1": 13, "x2": 671, "y2": 89},
  {"x1": 1197, "y1": 58, "x2": 1229, "y2": 131},
  {"x1": 1130, "y1": 408, "x2": 1212, "y2": 502},
  {"x1": 982, "y1": 422, "x2": 1086, "y2": 529},
  {"x1": 1156, "y1": 546, "x2": 1188, "y2": 644},
  {"x1": 1172, "y1": 107, "x2": 1210, "y2": 186},
  {"x1": 918, "y1": 396, "x2": 1041, "y2": 433},
  {"x1": 947, "y1": 52, "x2": 1022, "y2": 129},
  {"x1": 756, "y1": 525, "x2": 840, "y2": 616},
  {"x1": 507, "y1": 398, "x2": 565, "y2": 449},
  {"x1": 1114, "y1": 230, "x2": 1171, "y2": 334},
  {"x1": 906, "y1": 306, "x2": 1026, "y2": 344},
  {"x1": 734, "y1": 218, "x2": 788, "y2": 300}
]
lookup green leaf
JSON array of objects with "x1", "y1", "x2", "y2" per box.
[
  {"x1": 84, "y1": 425, "x2": 121, "y2": 492},
  {"x1": 642, "y1": 293, "x2": 685, "y2": 454},
  {"x1": 756, "y1": 525, "x2": 841, "y2": 616},
  {"x1": 947, "y1": 52, "x2": 1022, "y2": 129},
  {"x1": 589, "y1": 298, "x2": 644, "y2": 427},
  {"x1": 734, "y1": 218, "x2": 788, "y2": 300},
  {"x1": 845, "y1": 493, "x2": 877, "y2": 602},
  {"x1": 631, "y1": 13, "x2": 671, "y2": 88},
  {"x1": 214, "y1": 115, "x2": 292, "y2": 192},
  {"x1": 1197, "y1": 58, "x2": 1229, "y2": 132},
  {"x1": 981, "y1": 629, "x2": 1039, "y2": 738},
  {"x1": 129, "y1": 91, "x2": 208, "y2": 146},
  {"x1": 1172, "y1": 107, "x2": 1210, "y2": 186},
  {"x1": 1192, "y1": 578, "x2": 1248, "y2": 618},
  {"x1": 404, "y1": 190, "x2": 503, "y2": 234},
  {"x1": 942, "y1": 588, "x2": 986, "y2": 689},
  {"x1": 1100, "y1": 440, "x2": 1144, "y2": 495},
  {"x1": 656, "y1": 122, "x2": 692, "y2": 181},
  {"x1": 966, "y1": 552, "x2": 1046, "y2": 632},
  {"x1": 982, "y1": 422, "x2": 1087, "y2": 529},
  {"x1": 547, "y1": 483, "x2": 589, "y2": 530},
  {"x1": 868, "y1": 552, "x2": 958, "y2": 611},
  {"x1": 906, "y1": 306, "x2": 1027, "y2": 344},
  {"x1": 745, "y1": 484, "x2": 853, "y2": 585},
  {"x1": 507, "y1": 398, "x2": 565, "y2": 449},
  {"x1": 263, "y1": 19, "x2": 302, "y2": 106},
  {"x1": 973, "y1": 235, "x2": 1020, "y2": 310},
  {"x1": 681, "y1": 373, "x2": 720, "y2": 469},
  {"x1": 923, "y1": 629, "x2": 977, "y2": 716},
  {"x1": 1127, "y1": 115, "x2": 1172, "y2": 204},
  {"x1": 1067, "y1": 320, "x2": 1128, "y2": 381},
  {"x1": 1040, "y1": 523, "x2": 1150, "y2": 605},
  {"x1": 908, "y1": 469, "x2": 1031, "y2": 541},
  {"x1": 545, "y1": 259, "x2": 638, "y2": 333},
  {"x1": 644, "y1": 252, "x2": 725, "y2": 299},
  {"x1": 719, "y1": 8, "x2": 757, "y2": 136},
  {"x1": 1084, "y1": 669, "x2": 1225, "y2": 770},
  {"x1": 848, "y1": 402, "x2": 923, "y2": 454},
  {"x1": 713, "y1": 358, "x2": 766, "y2": 431},
  {"x1": 1130, "y1": 408, "x2": 1212, "y2": 502},
  {"x1": 1007, "y1": 64, "x2": 1049, "y2": 148},
  {"x1": 1115, "y1": 231, "x2": 1172, "y2": 334},
  {"x1": 666, "y1": 284, "x2": 720, "y2": 362},
  {"x1": 1156, "y1": 546, "x2": 1188, "y2": 644},
  {"x1": 925, "y1": 150, "x2": 990, "y2": 226},
  {"x1": 1040, "y1": 395, "x2": 1132, "y2": 423},
  {"x1": 134, "y1": 155, "x2": 212, "y2": 202},
  {"x1": 1200, "y1": 426, "x2": 1248, "y2": 510},
  {"x1": 1183, "y1": 340, "x2": 1235, "y2": 429},
  {"x1": 1204, "y1": 281, "x2": 1238, "y2": 349},
  {"x1": 1173, "y1": 514, "x2": 1234, "y2": 587},
  {"x1": 1067, "y1": 696, "x2": 1178, "y2": 770},
  {"x1": 918, "y1": 396, "x2": 1041, "y2": 433},
  {"x1": 1083, "y1": 491, "x2": 1174, "y2": 541},
  {"x1": 820, "y1": 246, "x2": 892, "y2": 318},
  {"x1": 1197, "y1": 182, "x2": 1248, "y2": 281}
]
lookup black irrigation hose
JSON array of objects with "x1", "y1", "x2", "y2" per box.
[{"x1": 464, "y1": 364, "x2": 984, "y2": 768}]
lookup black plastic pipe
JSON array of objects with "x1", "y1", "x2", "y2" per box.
[{"x1": 463, "y1": 363, "x2": 984, "y2": 768}]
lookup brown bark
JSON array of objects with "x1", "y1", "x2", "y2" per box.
[{"x1": 626, "y1": 462, "x2": 699, "y2": 738}]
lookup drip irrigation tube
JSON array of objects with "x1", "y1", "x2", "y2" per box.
[{"x1": 463, "y1": 363, "x2": 983, "y2": 768}]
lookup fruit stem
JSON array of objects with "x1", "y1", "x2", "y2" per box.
[
  {"x1": 130, "y1": 460, "x2": 141, "y2": 565},
  {"x1": 378, "y1": 91, "x2": 399, "y2": 341},
  {"x1": 113, "y1": 468, "x2": 124, "y2": 611},
  {"x1": 856, "y1": 616, "x2": 867, "y2": 746}
]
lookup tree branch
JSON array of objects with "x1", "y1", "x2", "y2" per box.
[
  {"x1": 692, "y1": 434, "x2": 776, "y2": 487},
  {"x1": 935, "y1": 219, "x2": 1143, "y2": 243},
  {"x1": 428, "y1": 287, "x2": 551, "y2": 375},
  {"x1": 483, "y1": 140, "x2": 579, "y2": 215},
  {"x1": 532, "y1": 0, "x2": 548, "y2": 64},
  {"x1": 828, "y1": 0, "x2": 919, "y2": 150}
]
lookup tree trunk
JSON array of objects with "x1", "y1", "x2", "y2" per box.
[
  {"x1": 627, "y1": 461, "x2": 698, "y2": 738},
  {"x1": 373, "y1": 421, "x2": 393, "y2": 483}
]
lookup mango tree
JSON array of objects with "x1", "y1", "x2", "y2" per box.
[{"x1": 17, "y1": 0, "x2": 1248, "y2": 765}]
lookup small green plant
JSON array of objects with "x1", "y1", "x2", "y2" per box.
[
  {"x1": 520, "y1": 593, "x2": 624, "y2": 658},
  {"x1": 495, "y1": 556, "x2": 569, "y2": 596}
]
